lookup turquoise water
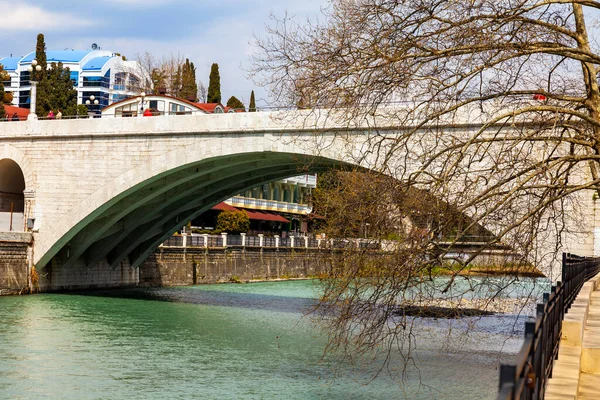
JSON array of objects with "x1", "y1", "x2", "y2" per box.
[{"x1": 0, "y1": 280, "x2": 532, "y2": 399}]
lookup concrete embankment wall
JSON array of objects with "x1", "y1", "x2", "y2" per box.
[
  {"x1": 0, "y1": 233, "x2": 31, "y2": 294},
  {"x1": 139, "y1": 247, "x2": 332, "y2": 287}
]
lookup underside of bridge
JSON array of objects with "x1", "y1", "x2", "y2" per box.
[{"x1": 36, "y1": 152, "x2": 351, "y2": 274}]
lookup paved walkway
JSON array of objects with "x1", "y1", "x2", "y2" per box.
[{"x1": 546, "y1": 276, "x2": 600, "y2": 399}]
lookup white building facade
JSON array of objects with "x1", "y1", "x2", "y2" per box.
[{"x1": 0, "y1": 50, "x2": 149, "y2": 114}]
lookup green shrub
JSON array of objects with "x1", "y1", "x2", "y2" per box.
[{"x1": 216, "y1": 210, "x2": 250, "y2": 234}]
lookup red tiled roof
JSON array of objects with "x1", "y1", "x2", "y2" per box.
[
  {"x1": 101, "y1": 93, "x2": 226, "y2": 114},
  {"x1": 243, "y1": 209, "x2": 290, "y2": 223},
  {"x1": 223, "y1": 106, "x2": 246, "y2": 113},
  {"x1": 211, "y1": 202, "x2": 240, "y2": 212},
  {"x1": 210, "y1": 202, "x2": 290, "y2": 223},
  {"x1": 196, "y1": 103, "x2": 219, "y2": 112},
  {"x1": 4, "y1": 105, "x2": 29, "y2": 120}
]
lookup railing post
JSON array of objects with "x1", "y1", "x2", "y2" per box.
[
  {"x1": 275, "y1": 235, "x2": 280, "y2": 248},
  {"x1": 498, "y1": 364, "x2": 516, "y2": 393},
  {"x1": 202, "y1": 234, "x2": 208, "y2": 248},
  {"x1": 258, "y1": 234, "x2": 264, "y2": 247},
  {"x1": 290, "y1": 236, "x2": 295, "y2": 248},
  {"x1": 304, "y1": 236, "x2": 309, "y2": 248},
  {"x1": 241, "y1": 233, "x2": 246, "y2": 247},
  {"x1": 182, "y1": 234, "x2": 187, "y2": 248},
  {"x1": 317, "y1": 239, "x2": 321, "y2": 248},
  {"x1": 562, "y1": 252, "x2": 567, "y2": 293},
  {"x1": 221, "y1": 232, "x2": 228, "y2": 247}
]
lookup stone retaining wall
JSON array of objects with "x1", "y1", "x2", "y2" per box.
[
  {"x1": 0, "y1": 236, "x2": 30, "y2": 294},
  {"x1": 139, "y1": 247, "x2": 332, "y2": 287}
]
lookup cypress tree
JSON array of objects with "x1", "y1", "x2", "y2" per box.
[
  {"x1": 207, "y1": 63, "x2": 221, "y2": 103},
  {"x1": 226, "y1": 96, "x2": 245, "y2": 111},
  {"x1": 33, "y1": 33, "x2": 47, "y2": 81},
  {"x1": 180, "y1": 59, "x2": 198, "y2": 101},
  {"x1": 172, "y1": 65, "x2": 182, "y2": 97},
  {"x1": 249, "y1": 90, "x2": 256, "y2": 112},
  {"x1": 33, "y1": 33, "x2": 48, "y2": 115}
]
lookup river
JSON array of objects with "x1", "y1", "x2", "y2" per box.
[{"x1": 0, "y1": 279, "x2": 548, "y2": 399}]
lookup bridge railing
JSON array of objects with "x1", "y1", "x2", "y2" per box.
[
  {"x1": 160, "y1": 234, "x2": 384, "y2": 250},
  {"x1": 496, "y1": 253, "x2": 600, "y2": 400}
]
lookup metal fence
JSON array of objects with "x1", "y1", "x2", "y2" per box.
[
  {"x1": 246, "y1": 236, "x2": 261, "y2": 247},
  {"x1": 161, "y1": 234, "x2": 384, "y2": 250},
  {"x1": 163, "y1": 236, "x2": 184, "y2": 247},
  {"x1": 496, "y1": 253, "x2": 600, "y2": 400}
]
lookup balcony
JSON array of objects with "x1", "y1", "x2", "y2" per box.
[
  {"x1": 226, "y1": 196, "x2": 313, "y2": 215},
  {"x1": 280, "y1": 174, "x2": 317, "y2": 188}
]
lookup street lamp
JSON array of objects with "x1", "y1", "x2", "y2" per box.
[
  {"x1": 85, "y1": 94, "x2": 99, "y2": 118},
  {"x1": 27, "y1": 59, "x2": 42, "y2": 120},
  {"x1": 138, "y1": 91, "x2": 147, "y2": 115},
  {"x1": 85, "y1": 95, "x2": 99, "y2": 117}
]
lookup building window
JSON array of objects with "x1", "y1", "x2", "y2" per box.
[
  {"x1": 19, "y1": 71, "x2": 30, "y2": 87},
  {"x1": 114, "y1": 72, "x2": 126, "y2": 90},
  {"x1": 70, "y1": 71, "x2": 79, "y2": 87},
  {"x1": 82, "y1": 76, "x2": 110, "y2": 88},
  {"x1": 129, "y1": 74, "x2": 140, "y2": 90},
  {"x1": 18, "y1": 91, "x2": 30, "y2": 109},
  {"x1": 112, "y1": 94, "x2": 128, "y2": 103}
]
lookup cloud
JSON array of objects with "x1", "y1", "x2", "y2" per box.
[{"x1": 0, "y1": 1, "x2": 93, "y2": 31}]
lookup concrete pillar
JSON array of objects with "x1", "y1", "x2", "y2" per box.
[
  {"x1": 304, "y1": 236, "x2": 309, "y2": 248},
  {"x1": 28, "y1": 81, "x2": 38, "y2": 120},
  {"x1": 258, "y1": 234, "x2": 264, "y2": 247},
  {"x1": 221, "y1": 232, "x2": 228, "y2": 247},
  {"x1": 241, "y1": 233, "x2": 246, "y2": 247},
  {"x1": 290, "y1": 236, "x2": 295, "y2": 248},
  {"x1": 202, "y1": 234, "x2": 208, "y2": 248},
  {"x1": 275, "y1": 235, "x2": 280, "y2": 248}
]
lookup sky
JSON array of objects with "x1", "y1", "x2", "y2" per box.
[{"x1": 0, "y1": 0, "x2": 328, "y2": 107}]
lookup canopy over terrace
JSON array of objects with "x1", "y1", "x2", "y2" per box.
[{"x1": 211, "y1": 202, "x2": 290, "y2": 224}]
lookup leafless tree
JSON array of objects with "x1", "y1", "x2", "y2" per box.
[
  {"x1": 135, "y1": 51, "x2": 186, "y2": 95},
  {"x1": 197, "y1": 79, "x2": 208, "y2": 103},
  {"x1": 252, "y1": 0, "x2": 600, "y2": 381}
]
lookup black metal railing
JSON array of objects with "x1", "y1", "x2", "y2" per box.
[
  {"x1": 163, "y1": 236, "x2": 184, "y2": 247},
  {"x1": 245, "y1": 236, "x2": 261, "y2": 247},
  {"x1": 496, "y1": 253, "x2": 600, "y2": 400},
  {"x1": 228, "y1": 235, "x2": 243, "y2": 246}
]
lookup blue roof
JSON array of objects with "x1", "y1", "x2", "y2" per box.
[
  {"x1": 82, "y1": 56, "x2": 111, "y2": 71},
  {"x1": 0, "y1": 57, "x2": 20, "y2": 71},
  {"x1": 21, "y1": 50, "x2": 92, "y2": 63}
]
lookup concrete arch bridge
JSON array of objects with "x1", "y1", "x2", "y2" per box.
[{"x1": 0, "y1": 111, "x2": 595, "y2": 290}]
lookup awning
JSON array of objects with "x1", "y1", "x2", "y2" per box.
[
  {"x1": 210, "y1": 203, "x2": 290, "y2": 223},
  {"x1": 211, "y1": 202, "x2": 239, "y2": 212},
  {"x1": 243, "y1": 209, "x2": 290, "y2": 223}
]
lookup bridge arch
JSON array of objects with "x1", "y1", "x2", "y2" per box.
[
  {"x1": 0, "y1": 158, "x2": 26, "y2": 231},
  {"x1": 36, "y1": 150, "x2": 353, "y2": 272}
]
